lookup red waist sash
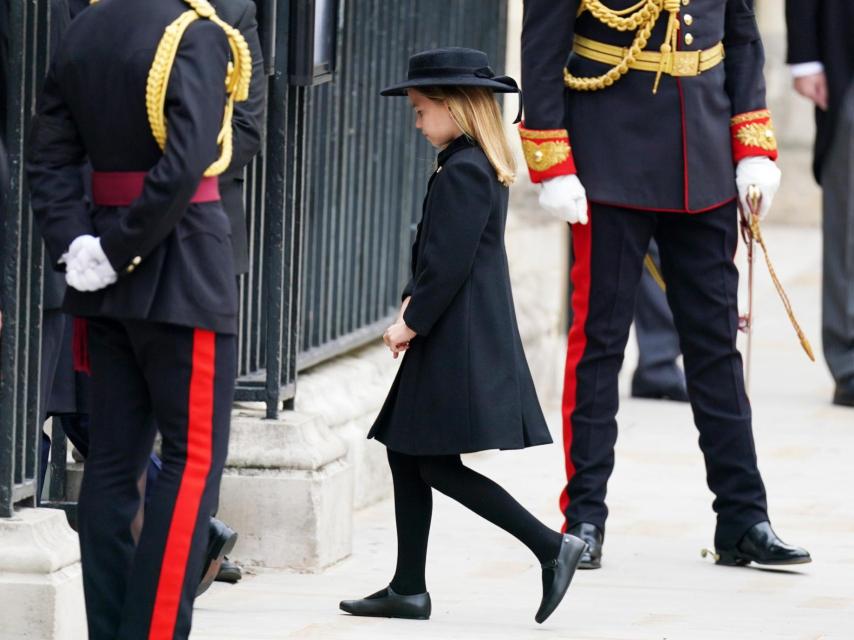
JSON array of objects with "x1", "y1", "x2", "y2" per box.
[{"x1": 91, "y1": 171, "x2": 220, "y2": 206}]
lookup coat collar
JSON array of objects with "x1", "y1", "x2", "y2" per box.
[{"x1": 437, "y1": 134, "x2": 476, "y2": 166}]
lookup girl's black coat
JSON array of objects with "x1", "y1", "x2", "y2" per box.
[{"x1": 368, "y1": 136, "x2": 552, "y2": 455}]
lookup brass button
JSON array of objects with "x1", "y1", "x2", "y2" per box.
[
  {"x1": 534, "y1": 150, "x2": 544, "y2": 161},
  {"x1": 683, "y1": 14, "x2": 693, "y2": 25},
  {"x1": 681, "y1": 0, "x2": 690, "y2": 5},
  {"x1": 684, "y1": 33, "x2": 694, "y2": 46},
  {"x1": 125, "y1": 256, "x2": 142, "y2": 274}
]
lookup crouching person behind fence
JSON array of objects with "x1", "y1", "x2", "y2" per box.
[
  {"x1": 339, "y1": 48, "x2": 587, "y2": 626},
  {"x1": 26, "y1": 0, "x2": 251, "y2": 637}
]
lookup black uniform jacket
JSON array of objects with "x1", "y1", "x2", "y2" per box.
[
  {"x1": 522, "y1": 0, "x2": 770, "y2": 212},
  {"x1": 66, "y1": 0, "x2": 266, "y2": 275},
  {"x1": 27, "y1": 0, "x2": 238, "y2": 334},
  {"x1": 212, "y1": 0, "x2": 266, "y2": 275},
  {"x1": 785, "y1": 0, "x2": 854, "y2": 183},
  {"x1": 368, "y1": 136, "x2": 553, "y2": 456}
]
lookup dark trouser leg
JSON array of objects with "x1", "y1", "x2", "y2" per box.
[
  {"x1": 387, "y1": 449, "x2": 433, "y2": 595},
  {"x1": 146, "y1": 451, "x2": 163, "y2": 507},
  {"x1": 59, "y1": 413, "x2": 90, "y2": 458},
  {"x1": 78, "y1": 319, "x2": 157, "y2": 640},
  {"x1": 821, "y1": 80, "x2": 854, "y2": 387},
  {"x1": 37, "y1": 309, "x2": 67, "y2": 500},
  {"x1": 633, "y1": 240, "x2": 683, "y2": 386},
  {"x1": 416, "y1": 455, "x2": 562, "y2": 563},
  {"x1": 116, "y1": 321, "x2": 235, "y2": 640},
  {"x1": 562, "y1": 205, "x2": 654, "y2": 532},
  {"x1": 655, "y1": 202, "x2": 768, "y2": 548}
]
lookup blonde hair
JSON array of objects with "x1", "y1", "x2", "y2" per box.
[{"x1": 418, "y1": 86, "x2": 516, "y2": 186}]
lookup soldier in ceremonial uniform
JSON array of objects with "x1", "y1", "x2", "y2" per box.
[
  {"x1": 520, "y1": 0, "x2": 811, "y2": 569},
  {"x1": 27, "y1": 0, "x2": 251, "y2": 637}
]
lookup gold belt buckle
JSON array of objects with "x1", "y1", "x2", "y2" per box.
[{"x1": 671, "y1": 51, "x2": 701, "y2": 76}]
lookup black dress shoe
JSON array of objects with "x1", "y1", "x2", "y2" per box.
[
  {"x1": 197, "y1": 518, "x2": 238, "y2": 597},
  {"x1": 833, "y1": 381, "x2": 854, "y2": 407},
  {"x1": 716, "y1": 521, "x2": 811, "y2": 567},
  {"x1": 567, "y1": 523, "x2": 603, "y2": 570},
  {"x1": 536, "y1": 534, "x2": 587, "y2": 624},
  {"x1": 215, "y1": 557, "x2": 242, "y2": 584},
  {"x1": 340, "y1": 586, "x2": 431, "y2": 620},
  {"x1": 631, "y1": 372, "x2": 689, "y2": 402}
]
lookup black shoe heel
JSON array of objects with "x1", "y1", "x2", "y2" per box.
[{"x1": 715, "y1": 549, "x2": 749, "y2": 566}]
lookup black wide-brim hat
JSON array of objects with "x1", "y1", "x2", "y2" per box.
[{"x1": 381, "y1": 47, "x2": 521, "y2": 97}]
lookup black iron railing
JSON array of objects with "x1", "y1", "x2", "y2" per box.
[
  {"x1": 0, "y1": 0, "x2": 52, "y2": 517},
  {"x1": 296, "y1": 0, "x2": 509, "y2": 368}
]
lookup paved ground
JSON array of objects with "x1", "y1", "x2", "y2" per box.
[{"x1": 193, "y1": 225, "x2": 854, "y2": 640}]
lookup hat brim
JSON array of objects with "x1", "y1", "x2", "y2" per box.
[{"x1": 380, "y1": 76, "x2": 519, "y2": 96}]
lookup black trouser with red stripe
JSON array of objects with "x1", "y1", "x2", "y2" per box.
[
  {"x1": 561, "y1": 201, "x2": 768, "y2": 549},
  {"x1": 78, "y1": 318, "x2": 235, "y2": 640}
]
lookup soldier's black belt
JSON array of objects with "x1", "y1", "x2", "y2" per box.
[{"x1": 572, "y1": 35, "x2": 725, "y2": 78}]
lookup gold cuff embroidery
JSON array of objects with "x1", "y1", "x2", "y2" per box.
[
  {"x1": 730, "y1": 109, "x2": 771, "y2": 126},
  {"x1": 522, "y1": 140, "x2": 571, "y2": 172},
  {"x1": 735, "y1": 122, "x2": 777, "y2": 152},
  {"x1": 519, "y1": 128, "x2": 570, "y2": 141}
]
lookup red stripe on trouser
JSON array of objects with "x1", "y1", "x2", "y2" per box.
[
  {"x1": 149, "y1": 329, "x2": 216, "y2": 640},
  {"x1": 559, "y1": 217, "x2": 592, "y2": 532}
]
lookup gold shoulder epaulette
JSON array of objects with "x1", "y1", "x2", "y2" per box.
[{"x1": 145, "y1": 0, "x2": 252, "y2": 177}]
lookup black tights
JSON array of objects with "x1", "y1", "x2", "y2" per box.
[{"x1": 386, "y1": 449, "x2": 562, "y2": 596}]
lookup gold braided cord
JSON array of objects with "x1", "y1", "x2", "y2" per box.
[
  {"x1": 742, "y1": 188, "x2": 815, "y2": 362},
  {"x1": 146, "y1": 10, "x2": 200, "y2": 151},
  {"x1": 747, "y1": 214, "x2": 816, "y2": 363},
  {"x1": 564, "y1": 0, "x2": 681, "y2": 94},
  {"x1": 145, "y1": 0, "x2": 252, "y2": 177},
  {"x1": 584, "y1": 0, "x2": 660, "y2": 31},
  {"x1": 644, "y1": 253, "x2": 666, "y2": 292}
]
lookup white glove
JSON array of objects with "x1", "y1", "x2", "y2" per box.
[
  {"x1": 538, "y1": 175, "x2": 589, "y2": 225},
  {"x1": 735, "y1": 156, "x2": 781, "y2": 221},
  {"x1": 61, "y1": 235, "x2": 118, "y2": 292}
]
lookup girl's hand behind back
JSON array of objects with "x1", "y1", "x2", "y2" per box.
[{"x1": 384, "y1": 321, "x2": 417, "y2": 359}]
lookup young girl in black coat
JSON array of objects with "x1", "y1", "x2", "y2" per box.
[{"x1": 339, "y1": 48, "x2": 586, "y2": 625}]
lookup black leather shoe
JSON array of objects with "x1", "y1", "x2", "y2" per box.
[
  {"x1": 535, "y1": 534, "x2": 587, "y2": 624},
  {"x1": 631, "y1": 370, "x2": 689, "y2": 402},
  {"x1": 215, "y1": 557, "x2": 242, "y2": 584},
  {"x1": 833, "y1": 381, "x2": 854, "y2": 407},
  {"x1": 567, "y1": 523, "x2": 603, "y2": 570},
  {"x1": 716, "y1": 521, "x2": 811, "y2": 567},
  {"x1": 197, "y1": 518, "x2": 238, "y2": 597},
  {"x1": 340, "y1": 586, "x2": 431, "y2": 620}
]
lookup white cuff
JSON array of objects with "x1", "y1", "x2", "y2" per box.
[{"x1": 789, "y1": 61, "x2": 824, "y2": 78}]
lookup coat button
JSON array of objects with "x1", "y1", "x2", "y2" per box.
[
  {"x1": 126, "y1": 256, "x2": 142, "y2": 274},
  {"x1": 683, "y1": 14, "x2": 693, "y2": 25},
  {"x1": 681, "y1": 0, "x2": 690, "y2": 5},
  {"x1": 684, "y1": 33, "x2": 694, "y2": 46}
]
